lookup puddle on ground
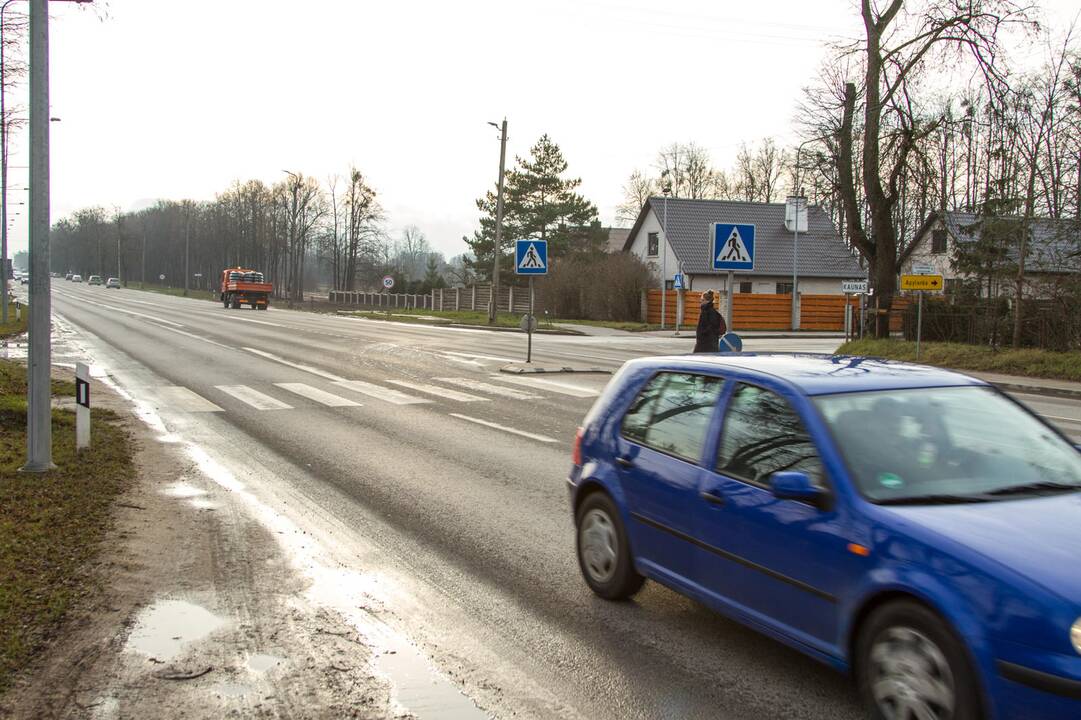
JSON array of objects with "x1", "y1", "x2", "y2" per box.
[
  {"x1": 375, "y1": 633, "x2": 486, "y2": 720},
  {"x1": 210, "y1": 683, "x2": 252, "y2": 698},
  {"x1": 188, "y1": 498, "x2": 218, "y2": 510},
  {"x1": 163, "y1": 481, "x2": 206, "y2": 498},
  {"x1": 247, "y1": 653, "x2": 284, "y2": 673},
  {"x1": 125, "y1": 599, "x2": 228, "y2": 662}
]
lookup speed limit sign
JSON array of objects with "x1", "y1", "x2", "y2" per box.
[{"x1": 382, "y1": 275, "x2": 395, "y2": 290}]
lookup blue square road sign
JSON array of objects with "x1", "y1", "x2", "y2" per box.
[
  {"x1": 515, "y1": 239, "x2": 548, "y2": 275},
  {"x1": 712, "y1": 223, "x2": 755, "y2": 271}
]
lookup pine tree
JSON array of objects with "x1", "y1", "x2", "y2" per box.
[{"x1": 464, "y1": 134, "x2": 604, "y2": 279}]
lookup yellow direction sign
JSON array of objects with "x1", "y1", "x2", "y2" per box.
[{"x1": 901, "y1": 274, "x2": 943, "y2": 292}]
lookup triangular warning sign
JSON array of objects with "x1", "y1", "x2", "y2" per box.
[
  {"x1": 717, "y1": 227, "x2": 751, "y2": 263},
  {"x1": 518, "y1": 243, "x2": 546, "y2": 270}
]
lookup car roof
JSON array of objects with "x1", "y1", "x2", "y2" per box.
[{"x1": 624, "y1": 353, "x2": 988, "y2": 396}]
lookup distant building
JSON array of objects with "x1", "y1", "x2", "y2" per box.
[
  {"x1": 904, "y1": 211, "x2": 1081, "y2": 297},
  {"x1": 623, "y1": 197, "x2": 864, "y2": 295},
  {"x1": 604, "y1": 227, "x2": 631, "y2": 254}
]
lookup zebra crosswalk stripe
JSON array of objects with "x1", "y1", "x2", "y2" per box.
[
  {"x1": 433, "y1": 377, "x2": 542, "y2": 400},
  {"x1": 387, "y1": 380, "x2": 490, "y2": 402},
  {"x1": 489, "y1": 375, "x2": 600, "y2": 398},
  {"x1": 332, "y1": 380, "x2": 431, "y2": 405},
  {"x1": 274, "y1": 383, "x2": 361, "y2": 407},
  {"x1": 216, "y1": 385, "x2": 293, "y2": 410}
]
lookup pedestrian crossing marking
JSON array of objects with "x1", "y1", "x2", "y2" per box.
[
  {"x1": 490, "y1": 375, "x2": 600, "y2": 398},
  {"x1": 434, "y1": 377, "x2": 542, "y2": 400},
  {"x1": 156, "y1": 386, "x2": 224, "y2": 413},
  {"x1": 387, "y1": 380, "x2": 490, "y2": 403},
  {"x1": 274, "y1": 383, "x2": 361, "y2": 407},
  {"x1": 215, "y1": 385, "x2": 293, "y2": 410},
  {"x1": 448, "y1": 413, "x2": 557, "y2": 443},
  {"x1": 331, "y1": 380, "x2": 431, "y2": 405},
  {"x1": 717, "y1": 226, "x2": 751, "y2": 263}
]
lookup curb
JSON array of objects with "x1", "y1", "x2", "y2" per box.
[
  {"x1": 988, "y1": 381, "x2": 1081, "y2": 401},
  {"x1": 335, "y1": 311, "x2": 583, "y2": 336},
  {"x1": 500, "y1": 365, "x2": 612, "y2": 375}
]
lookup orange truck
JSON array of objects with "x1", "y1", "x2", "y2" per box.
[{"x1": 220, "y1": 268, "x2": 272, "y2": 310}]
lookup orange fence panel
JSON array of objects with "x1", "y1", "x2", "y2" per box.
[
  {"x1": 799, "y1": 295, "x2": 860, "y2": 331},
  {"x1": 733, "y1": 294, "x2": 791, "y2": 331}
]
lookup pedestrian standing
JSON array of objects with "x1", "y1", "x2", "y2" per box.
[{"x1": 694, "y1": 290, "x2": 727, "y2": 353}]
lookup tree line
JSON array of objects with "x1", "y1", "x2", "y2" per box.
[{"x1": 48, "y1": 170, "x2": 471, "y2": 298}]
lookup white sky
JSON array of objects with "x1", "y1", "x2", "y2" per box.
[{"x1": 5, "y1": 0, "x2": 1079, "y2": 259}]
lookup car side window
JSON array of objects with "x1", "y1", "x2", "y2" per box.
[
  {"x1": 621, "y1": 373, "x2": 724, "y2": 463},
  {"x1": 716, "y1": 383, "x2": 825, "y2": 488}
]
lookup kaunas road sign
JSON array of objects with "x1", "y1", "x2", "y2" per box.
[{"x1": 900, "y1": 274, "x2": 943, "y2": 292}]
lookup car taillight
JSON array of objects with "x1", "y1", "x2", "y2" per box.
[{"x1": 572, "y1": 427, "x2": 584, "y2": 466}]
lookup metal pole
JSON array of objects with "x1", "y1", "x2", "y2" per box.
[
  {"x1": 792, "y1": 222, "x2": 798, "y2": 330},
  {"x1": 489, "y1": 118, "x2": 507, "y2": 325},
  {"x1": 527, "y1": 276, "x2": 534, "y2": 364},
  {"x1": 183, "y1": 210, "x2": 190, "y2": 296},
  {"x1": 141, "y1": 228, "x2": 146, "y2": 288},
  {"x1": 22, "y1": 0, "x2": 51, "y2": 471},
  {"x1": 916, "y1": 291, "x2": 924, "y2": 361},
  {"x1": 0, "y1": 0, "x2": 13, "y2": 326},
  {"x1": 726, "y1": 270, "x2": 734, "y2": 332},
  {"x1": 661, "y1": 194, "x2": 667, "y2": 330}
]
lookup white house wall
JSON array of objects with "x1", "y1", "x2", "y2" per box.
[
  {"x1": 686, "y1": 275, "x2": 852, "y2": 295},
  {"x1": 626, "y1": 208, "x2": 683, "y2": 286},
  {"x1": 903, "y1": 218, "x2": 955, "y2": 279}
]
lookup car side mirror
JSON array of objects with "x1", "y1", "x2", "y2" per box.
[{"x1": 770, "y1": 471, "x2": 828, "y2": 509}]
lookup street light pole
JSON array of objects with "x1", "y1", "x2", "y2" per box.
[
  {"x1": 22, "y1": 0, "x2": 50, "y2": 471},
  {"x1": 660, "y1": 170, "x2": 671, "y2": 330},
  {"x1": 0, "y1": 0, "x2": 17, "y2": 325},
  {"x1": 488, "y1": 119, "x2": 507, "y2": 325}
]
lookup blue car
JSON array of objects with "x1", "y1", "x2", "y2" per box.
[{"x1": 569, "y1": 354, "x2": 1081, "y2": 720}]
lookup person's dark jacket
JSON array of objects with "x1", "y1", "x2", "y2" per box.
[{"x1": 694, "y1": 299, "x2": 727, "y2": 353}]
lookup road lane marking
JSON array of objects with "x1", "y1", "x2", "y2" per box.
[
  {"x1": 490, "y1": 375, "x2": 601, "y2": 398},
  {"x1": 274, "y1": 383, "x2": 361, "y2": 407},
  {"x1": 220, "y1": 314, "x2": 282, "y2": 327},
  {"x1": 155, "y1": 386, "x2": 224, "y2": 412},
  {"x1": 1039, "y1": 413, "x2": 1081, "y2": 425},
  {"x1": 433, "y1": 377, "x2": 542, "y2": 400},
  {"x1": 215, "y1": 385, "x2": 293, "y2": 410},
  {"x1": 243, "y1": 348, "x2": 347, "y2": 382},
  {"x1": 331, "y1": 380, "x2": 431, "y2": 405},
  {"x1": 386, "y1": 380, "x2": 489, "y2": 402},
  {"x1": 54, "y1": 292, "x2": 186, "y2": 327},
  {"x1": 448, "y1": 413, "x2": 557, "y2": 443}
]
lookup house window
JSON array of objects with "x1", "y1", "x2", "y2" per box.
[
  {"x1": 776, "y1": 282, "x2": 794, "y2": 295},
  {"x1": 931, "y1": 229, "x2": 947, "y2": 254},
  {"x1": 738, "y1": 281, "x2": 753, "y2": 294},
  {"x1": 647, "y1": 232, "x2": 659, "y2": 257}
]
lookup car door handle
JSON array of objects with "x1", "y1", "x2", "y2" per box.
[
  {"x1": 616, "y1": 456, "x2": 635, "y2": 469},
  {"x1": 700, "y1": 490, "x2": 726, "y2": 506}
]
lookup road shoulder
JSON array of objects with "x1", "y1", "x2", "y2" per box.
[{"x1": 0, "y1": 369, "x2": 394, "y2": 719}]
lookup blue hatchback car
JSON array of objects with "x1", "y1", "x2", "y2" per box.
[{"x1": 568, "y1": 354, "x2": 1081, "y2": 720}]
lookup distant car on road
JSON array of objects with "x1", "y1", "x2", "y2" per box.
[
  {"x1": 569, "y1": 353, "x2": 1081, "y2": 720},
  {"x1": 88, "y1": 275, "x2": 103, "y2": 286},
  {"x1": 105, "y1": 277, "x2": 121, "y2": 289},
  {"x1": 71, "y1": 274, "x2": 82, "y2": 283},
  {"x1": 20, "y1": 275, "x2": 28, "y2": 285},
  {"x1": 64, "y1": 273, "x2": 72, "y2": 281}
]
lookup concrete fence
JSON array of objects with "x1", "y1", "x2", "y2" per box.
[{"x1": 328, "y1": 284, "x2": 542, "y2": 315}]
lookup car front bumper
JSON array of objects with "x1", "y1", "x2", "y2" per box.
[{"x1": 992, "y1": 651, "x2": 1081, "y2": 718}]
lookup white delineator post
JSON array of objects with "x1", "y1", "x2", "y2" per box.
[{"x1": 75, "y1": 362, "x2": 90, "y2": 450}]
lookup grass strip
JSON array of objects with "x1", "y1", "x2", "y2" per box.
[
  {"x1": 0, "y1": 360, "x2": 135, "y2": 694},
  {"x1": 837, "y1": 338, "x2": 1081, "y2": 382},
  {"x1": 0, "y1": 303, "x2": 28, "y2": 338}
]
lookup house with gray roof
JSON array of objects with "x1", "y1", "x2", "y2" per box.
[
  {"x1": 623, "y1": 197, "x2": 864, "y2": 296},
  {"x1": 903, "y1": 211, "x2": 1081, "y2": 297}
]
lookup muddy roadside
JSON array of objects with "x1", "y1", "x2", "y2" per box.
[{"x1": 1, "y1": 369, "x2": 399, "y2": 719}]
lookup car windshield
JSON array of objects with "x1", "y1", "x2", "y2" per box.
[{"x1": 815, "y1": 386, "x2": 1081, "y2": 503}]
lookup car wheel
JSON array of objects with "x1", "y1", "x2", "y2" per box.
[
  {"x1": 575, "y1": 491, "x2": 644, "y2": 600},
  {"x1": 857, "y1": 601, "x2": 981, "y2": 720}
]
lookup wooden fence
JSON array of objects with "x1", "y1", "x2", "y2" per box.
[
  {"x1": 646, "y1": 291, "x2": 869, "y2": 331},
  {"x1": 328, "y1": 284, "x2": 540, "y2": 315}
]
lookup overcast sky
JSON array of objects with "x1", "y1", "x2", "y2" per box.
[{"x1": 5, "y1": 0, "x2": 1078, "y2": 259}]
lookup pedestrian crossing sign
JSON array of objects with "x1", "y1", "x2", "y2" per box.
[
  {"x1": 712, "y1": 223, "x2": 755, "y2": 271},
  {"x1": 515, "y1": 239, "x2": 548, "y2": 275}
]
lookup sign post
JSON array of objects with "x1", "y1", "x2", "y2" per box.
[
  {"x1": 673, "y1": 271, "x2": 684, "y2": 336},
  {"x1": 712, "y1": 223, "x2": 755, "y2": 333},
  {"x1": 515, "y1": 239, "x2": 548, "y2": 363},
  {"x1": 900, "y1": 274, "x2": 943, "y2": 361},
  {"x1": 75, "y1": 362, "x2": 90, "y2": 451}
]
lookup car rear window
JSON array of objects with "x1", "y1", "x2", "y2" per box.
[{"x1": 622, "y1": 372, "x2": 724, "y2": 463}]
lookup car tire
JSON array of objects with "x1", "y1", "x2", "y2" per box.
[
  {"x1": 575, "y1": 491, "x2": 644, "y2": 601},
  {"x1": 856, "y1": 600, "x2": 981, "y2": 720}
]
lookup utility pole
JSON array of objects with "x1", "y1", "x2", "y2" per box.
[
  {"x1": 0, "y1": 0, "x2": 14, "y2": 326},
  {"x1": 22, "y1": 0, "x2": 52, "y2": 471},
  {"x1": 488, "y1": 118, "x2": 507, "y2": 325},
  {"x1": 141, "y1": 226, "x2": 146, "y2": 288},
  {"x1": 183, "y1": 209, "x2": 190, "y2": 297},
  {"x1": 660, "y1": 171, "x2": 671, "y2": 329}
]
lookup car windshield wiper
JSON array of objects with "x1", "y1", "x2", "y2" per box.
[
  {"x1": 875, "y1": 493, "x2": 992, "y2": 506},
  {"x1": 984, "y1": 481, "x2": 1081, "y2": 497}
]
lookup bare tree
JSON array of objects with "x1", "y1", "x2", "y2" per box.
[{"x1": 616, "y1": 169, "x2": 655, "y2": 225}]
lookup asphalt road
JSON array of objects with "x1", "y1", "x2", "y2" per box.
[{"x1": 19, "y1": 282, "x2": 1081, "y2": 719}]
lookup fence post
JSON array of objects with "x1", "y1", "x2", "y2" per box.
[
  {"x1": 509, "y1": 286, "x2": 514, "y2": 315},
  {"x1": 456, "y1": 288, "x2": 461, "y2": 311},
  {"x1": 471, "y1": 285, "x2": 477, "y2": 311}
]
